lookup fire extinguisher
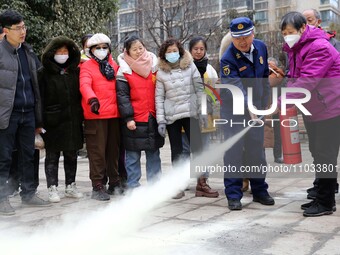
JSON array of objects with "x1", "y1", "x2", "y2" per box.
[{"x1": 280, "y1": 107, "x2": 302, "y2": 164}]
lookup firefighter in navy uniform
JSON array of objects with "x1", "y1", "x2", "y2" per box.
[{"x1": 220, "y1": 17, "x2": 275, "y2": 210}]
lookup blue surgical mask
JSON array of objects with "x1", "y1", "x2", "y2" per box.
[{"x1": 165, "y1": 52, "x2": 180, "y2": 63}]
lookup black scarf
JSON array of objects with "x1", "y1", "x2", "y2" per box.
[
  {"x1": 194, "y1": 55, "x2": 208, "y2": 78},
  {"x1": 92, "y1": 54, "x2": 115, "y2": 81}
]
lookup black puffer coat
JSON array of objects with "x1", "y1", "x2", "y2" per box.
[{"x1": 38, "y1": 36, "x2": 83, "y2": 152}]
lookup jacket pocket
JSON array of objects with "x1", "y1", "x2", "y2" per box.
[{"x1": 44, "y1": 104, "x2": 61, "y2": 127}]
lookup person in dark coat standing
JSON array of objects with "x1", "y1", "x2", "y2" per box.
[
  {"x1": 220, "y1": 17, "x2": 274, "y2": 210},
  {"x1": 39, "y1": 36, "x2": 84, "y2": 203},
  {"x1": 116, "y1": 36, "x2": 164, "y2": 189}
]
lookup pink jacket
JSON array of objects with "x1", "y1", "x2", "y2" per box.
[
  {"x1": 80, "y1": 56, "x2": 120, "y2": 120},
  {"x1": 282, "y1": 25, "x2": 340, "y2": 122}
]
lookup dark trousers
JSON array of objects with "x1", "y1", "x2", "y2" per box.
[
  {"x1": 84, "y1": 118, "x2": 120, "y2": 187},
  {"x1": 222, "y1": 115, "x2": 269, "y2": 200},
  {"x1": 0, "y1": 111, "x2": 37, "y2": 202},
  {"x1": 7, "y1": 149, "x2": 40, "y2": 193},
  {"x1": 45, "y1": 150, "x2": 77, "y2": 188},
  {"x1": 304, "y1": 115, "x2": 340, "y2": 208},
  {"x1": 166, "y1": 117, "x2": 202, "y2": 164},
  {"x1": 272, "y1": 113, "x2": 282, "y2": 159}
]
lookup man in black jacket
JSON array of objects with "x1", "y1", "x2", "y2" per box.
[{"x1": 0, "y1": 9, "x2": 50, "y2": 215}]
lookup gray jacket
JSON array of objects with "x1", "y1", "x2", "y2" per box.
[
  {"x1": 156, "y1": 51, "x2": 203, "y2": 125},
  {"x1": 0, "y1": 38, "x2": 42, "y2": 129}
]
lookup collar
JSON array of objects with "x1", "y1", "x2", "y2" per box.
[
  {"x1": 242, "y1": 44, "x2": 254, "y2": 55},
  {"x1": 241, "y1": 44, "x2": 254, "y2": 62}
]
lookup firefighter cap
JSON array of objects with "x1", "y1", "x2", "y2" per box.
[{"x1": 229, "y1": 17, "x2": 254, "y2": 38}]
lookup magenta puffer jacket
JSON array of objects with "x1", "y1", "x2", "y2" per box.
[{"x1": 283, "y1": 25, "x2": 340, "y2": 122}]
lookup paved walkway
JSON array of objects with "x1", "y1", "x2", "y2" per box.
[{"x1": 1, "y1": 139, "x2": 339, "y2": 255}]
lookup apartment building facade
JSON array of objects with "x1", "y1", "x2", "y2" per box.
[{"x1": 112, "y1": 0, "x2": 340, "y2": 67}]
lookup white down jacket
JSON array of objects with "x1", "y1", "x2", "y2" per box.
[{"x1": 156, "y1": 51, "x2": 204, "y2": 125}]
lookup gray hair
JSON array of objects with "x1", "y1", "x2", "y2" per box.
[
  {"x1": 268, "y1": 57, "x2": 278, "y2": 66},
  {"x1": 303, "y1": 8, "x2": 321, "y2": 20}
]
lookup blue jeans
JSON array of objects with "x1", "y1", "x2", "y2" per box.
[
  {"x1": 0, "y1": 111, "x2": 37, "y2": 202},
  {"x1": 125, "y1": 149, "x2": 161, "y2": 188}
]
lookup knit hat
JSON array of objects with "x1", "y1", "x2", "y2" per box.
[{"x1": 87, "y1": 33, "x2": 111, "y2": 48}]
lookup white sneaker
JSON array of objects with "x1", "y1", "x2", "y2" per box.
[
  {"x1": 48, "y1": 185, "x2": 60, "y2": 203},
  {"x1": 65, "y1": 182, "x2": 83, "y2": 198}
]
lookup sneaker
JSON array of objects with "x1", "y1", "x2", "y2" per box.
[
  {"x1": 228, "y1": 199, "x2": 242, "y2": 210},
  {"x1": 303, "y1": 201, "x2": 333, "y2": 217},
  {"x1": 65, "y1": 182, "x2": 83, "y2": 198},
  {"x1": 91, "y1": 184, "x2": 110, "y2": 201},
  {"x1": 48, "y1": 185, "x2": 61, "y2": 203},
  {"x1": 0, "y1": 199, "x2": 15, "y2": 216},
  {"x1": 301, "y1": 200, "x2": 336, "y2": 212},
  {"x1": 22, "y1": 194, "x2": 52, "y2": 207}
]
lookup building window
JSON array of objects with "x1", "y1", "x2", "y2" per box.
[
  {"x1": 320, "y1": 0, "x2": 339, "y2": 6},
  {"x1": 224, "y1": 0, "x2": 252, "y2": 9},
  {"x1": 120, "y1": 13, "x2": 137, "y2": 28},
  {"x1": 255, "y1": 2, "x2": 268, "y2": 10},
  {"x1": 120, "y1": 0, "x2": 135, "y2": 9},
  {"x1": 320, "y1": 10, "x2": 339, "y2": 26},
  {"x1": 255, "y1": 11, "x2": 268, "y2": 22}
]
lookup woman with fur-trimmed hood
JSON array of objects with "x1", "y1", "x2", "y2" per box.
[
  {"x1": 38, "y1": 36, "x2": 83, "y2": 203},
  {"x1": 156, "y1": 38, "x2": 204, "y2": 199}
]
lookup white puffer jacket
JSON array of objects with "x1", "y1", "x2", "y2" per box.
[{"x1": 156, "y1": 51, "x2": 204, "y2": 125}]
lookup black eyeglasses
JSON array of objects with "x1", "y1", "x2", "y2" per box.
[
  {"x1": 6, "y1": 25, "x2": 27, "y2": 32},
  {"x1": 95, "y1": 46, "x2": 109, "y2": 50}
]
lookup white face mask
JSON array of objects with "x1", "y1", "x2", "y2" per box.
[
  {"x1": 54, "y1": 54, "x2": 69, "y2": 64},
  {"x1": 93, "y1": 49, "x2": 109, "y2": 60},
  {"x1": 284, "y1": 34, "x2": 301, "y2": 48}
]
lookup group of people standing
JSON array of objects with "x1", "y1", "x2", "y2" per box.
[
  {"x1": 220, "y1": 10, "x2": 340, "y2": 218},
  {"x1": 0, "y1": 8, "x2": 339, "y2": 219},
  {"x1": 0, "y1": 9, "x2": 220, "y2": 216}
]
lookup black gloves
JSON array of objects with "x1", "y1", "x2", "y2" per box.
[{"x1": 89, "y1": 98, "x2": 100, "y2": 115}]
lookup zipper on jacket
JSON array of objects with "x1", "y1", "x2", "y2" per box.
[{"x1": 16, "y1": 51, "x2": 27, "y2": 112}]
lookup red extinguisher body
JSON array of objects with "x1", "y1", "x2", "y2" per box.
[{"x1": 280, "y1": 107, "x2": 302, "y2": 164}]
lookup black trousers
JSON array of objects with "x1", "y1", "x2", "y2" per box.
[
  {"x1": 45, "y1": 150, "x2": 77, "y2": 188},
  {"x1": 304, "y1": 115, "x2": 340, "y2": 208},
  {"x1": 272, "y1": 113, "x2": 282, "y2": 159},
  {"x1": 166, "y1": 117, "x2": 202, "y2": 165}
]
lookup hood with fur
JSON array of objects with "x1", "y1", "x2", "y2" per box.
[
  {"x1": 41, "y1": 36, "x2": 80, "y2": 73},
  {"x1": 157, "y1": 50, "x2": 193, "y2": 72}
]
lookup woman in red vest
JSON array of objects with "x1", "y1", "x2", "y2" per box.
[{"x1": 116, "y1": 36, "x2": 164, "y2": 189}]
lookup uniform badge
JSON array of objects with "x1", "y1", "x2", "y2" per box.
[
  {"x1": 237, "y1": 24, "x2": 244, "y2": 30},
  {"x1": 236, "y1": 53, "x2": 241, "y2": 59},
  {"x1": 239, "y1": 66, "x2": 247, "y2": 72},
  {"x1": 223, "y1": 65, "x2": 230, "y2": 76},
  {"x1": 259, "y1": 56, "x2": 263, "y2": 65}
]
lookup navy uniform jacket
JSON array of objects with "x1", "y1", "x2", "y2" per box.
[{"x1": 220, "y1": 39, "x2": 270, "y2": 116}]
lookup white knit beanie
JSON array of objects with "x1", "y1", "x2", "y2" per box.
[{"x1": 87, "y1": 33, "x2": 111, "y2": 48}]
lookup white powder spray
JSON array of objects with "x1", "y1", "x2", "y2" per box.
[{"x1": 0, "y1": 126, "x2": 251, "y2": 255}]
